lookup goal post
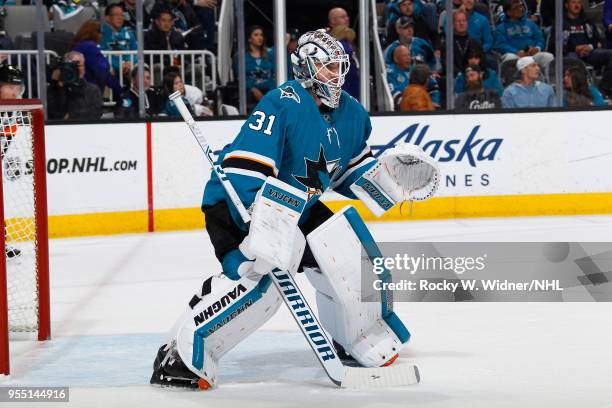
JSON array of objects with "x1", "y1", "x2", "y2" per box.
[{"x1": 0, "y1": 100, "x2": 50, "y2": 376}]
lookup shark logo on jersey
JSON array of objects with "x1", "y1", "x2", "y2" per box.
[
  {"x1": 279, "y1": 86, "x2": 301, "y2": 104},
  {"x1": 293, "y1": 145, "x2": 340, "y2": 200}
]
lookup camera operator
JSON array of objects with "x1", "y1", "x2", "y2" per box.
[
  {"x1": 47, "y1": 51, "x2": 104, "y2": 120},
  {"x1": 115, "y1": 64, "x2": 164, "y2": 118}
]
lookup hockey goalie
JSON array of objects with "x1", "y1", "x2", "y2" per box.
[{"x1": 150, "y1": 30, "x2": 440, "y2": 390}]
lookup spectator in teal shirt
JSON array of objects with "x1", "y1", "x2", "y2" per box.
[
  {"x1": 100, "y1": 4, "x2": 138, "y2": 78},
  {"x1": 233, "y1": 25, "x2": 276, "y2": 107},
  {"x1": 387, "y1": 45, "x2": 441, "y2": 107},
  {"x1": 461, "y1": 0, "x2": 493, "y2": 52}
]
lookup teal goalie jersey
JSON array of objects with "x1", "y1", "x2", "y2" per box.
[{"x1": 203, "y1": 80, "x2": 376, "y2": 230}]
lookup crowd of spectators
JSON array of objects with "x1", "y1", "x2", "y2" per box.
[
  {"x1": 0, "y1": 0, "x2": 217, "y2": 120},
  {"x1": 383, "y1": 0, "x2": 612, "y2": 110},
  {"x1": 0, "y1": 0, "x2": 611, "y2": 118},
  {"x1": 231, "y1": 6, "x2": 363, "y2": 111}
]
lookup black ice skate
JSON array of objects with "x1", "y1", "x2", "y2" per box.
[
  {"x1": 5, "y1": 244, "x2": 21, "y2": 260},
  {"x1": 333, "y1": 339, "x2": 399, "y2": 368},
  {"x1": 150, "y1": 342, "x2": 211, "y2": 390},
  {"x1": 333, "y1": 339, "x2": 362, "y2": 367}
]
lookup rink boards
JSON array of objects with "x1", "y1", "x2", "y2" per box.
[{"x1": 34, "y1": 110, "x2": 612, "y2": 237}]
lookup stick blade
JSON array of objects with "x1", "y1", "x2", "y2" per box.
[{"x1": 341, "y1": 362, "x2": 420, "y2": 389}]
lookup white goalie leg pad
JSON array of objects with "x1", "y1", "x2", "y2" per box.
[
  {"x1": 166, "y1": 225, "x2": 306, "y2": 388},
  {"x1": 305, "y1": 206, "x2": 411, "y2": 368},
  {"x1": 167, "y1": 272, "x2": 281, "y2": 387}
]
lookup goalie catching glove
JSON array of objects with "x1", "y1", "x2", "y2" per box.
[{"x1": 350, "y1": 143, "x2": 440, "y2": 217}]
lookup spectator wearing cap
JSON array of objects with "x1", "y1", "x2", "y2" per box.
[
  {"x1": 494, "y1": 0, "x2": 554, "y2": 72},
  {"x1": 101, "y1": 4, "x2": 138, "y2": 77},
  {"x1": 399, "y1": 63, "x2": 436, "y2": 111},
  {"x1": 385, "y1": 16, "x2": 436, "y2": 70},
  {"x1": 386, "y1": 0, "x2": 439, "y2": 49},
  {"x1": 501, "y1": 56, "x2": 556, "y2": 108},
  {"x1": 387, "y1": 45, "x2": 441, "y2": 107},
  {"x1": 454, "y1": 44, "x2": 503, "y2": 95},
  {"x1": 455, "y1": 64, "x2": 502, "y2": 110}
]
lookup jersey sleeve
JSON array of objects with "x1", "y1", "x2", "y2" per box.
[
  {"x1": 218, "y1": 90, "x2": 287, "y2": 223},
  {"x1": 330, "y1": 111, "x2": 376, "y2": 199},
  {"x1": 386, "y1": 67, "x2": 401, "y2": 100}
]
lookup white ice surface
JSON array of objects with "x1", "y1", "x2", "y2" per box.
[{"x1": 2, "y1": 215, "x2": 612, "y2": 408}]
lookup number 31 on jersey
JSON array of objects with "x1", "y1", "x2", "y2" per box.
[{"x1": 248, "y1": 111, "x2": 276, "y2": 136}]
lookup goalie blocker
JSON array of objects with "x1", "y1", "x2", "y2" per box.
[{"x1": 152, "y1": 178, "x2": 411, "y2": 389}]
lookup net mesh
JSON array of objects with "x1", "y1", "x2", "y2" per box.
[{"x1": 1, "y1": 110, "x2": 39, "y2": 334}]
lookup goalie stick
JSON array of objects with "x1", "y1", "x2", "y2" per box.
[{"x1": 169, "y1": 91, "x2": 420, "y2": 389}]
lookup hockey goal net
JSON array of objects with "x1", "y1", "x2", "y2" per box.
[{"x1": 0, "y1": 100, "x2": 50, "y2": 376}]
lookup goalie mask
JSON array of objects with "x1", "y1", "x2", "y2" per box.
[{"x1": 291, "y1": 30, "x2": 350, "y2": 109}]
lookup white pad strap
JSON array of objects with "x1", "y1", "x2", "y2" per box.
[{"x1": 350, "y1": 143, "x2": 440, "y2": 217}]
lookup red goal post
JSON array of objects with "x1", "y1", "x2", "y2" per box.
[{"x1": 0, "y1": 99, "x2": 50, "y2": 376}]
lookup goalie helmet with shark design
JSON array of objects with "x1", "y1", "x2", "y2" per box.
[{"x1": 291, "y1": 30, "x2": 350, "y2": 109}]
